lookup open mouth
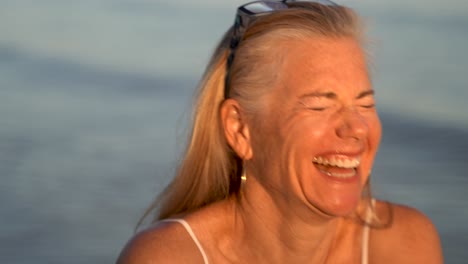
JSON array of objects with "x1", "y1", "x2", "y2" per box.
[{"x1": 312, "y1": 156, "x2": 361, "y2": 179}]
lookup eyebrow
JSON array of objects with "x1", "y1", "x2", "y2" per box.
[
  {"x1": 299, "y1": 92, "x2": 337, "y2": 99},
  {"x1": 299, "y1": 89, "x2": 375, "y2": 100}
]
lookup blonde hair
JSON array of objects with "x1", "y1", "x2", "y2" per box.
[{"x1": 140, "y1": 2, "x2": 369, "y2": 224}]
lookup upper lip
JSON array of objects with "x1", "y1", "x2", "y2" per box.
[
  {"x1": 313, "y1": 149, "x2": 364, "y2": 158},
  {"x1": 312, "y1": 152, "x2": 363, "y2": 169}
]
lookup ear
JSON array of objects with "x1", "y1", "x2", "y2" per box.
[{"x1": 220, "y1": 99, "x2": 253, "y2": 160}]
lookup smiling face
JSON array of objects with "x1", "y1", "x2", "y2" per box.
[{"x1": 246, "y1": 37, "x2": 382, "y2": 217}]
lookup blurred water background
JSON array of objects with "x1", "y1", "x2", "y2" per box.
[{"x1": 0, "y1": 0, "x2": 467, "y2": 263}]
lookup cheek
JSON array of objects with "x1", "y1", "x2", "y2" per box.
[
  {"x1": 291, "y1": 117, "x2": 332, "y2": 154},
  {"x1": 248, "y1": 119, "x2": 284, "y2": 171},
  {"x1": 283, "y1": 113, "x2": 330, "y2": 140},
  {"x1": 369, "y1": 115, "x2": 382, "y2": 150},
  {"x1": 362, "y1": 115, "x2": 382, "y2": 180}
]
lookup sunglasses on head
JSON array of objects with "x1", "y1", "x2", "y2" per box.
[{"x1": 224, "y1": 0, "x2": 338, "y2": 98}]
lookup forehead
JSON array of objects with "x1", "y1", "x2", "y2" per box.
[{"x1": 276, "y1": 37, "x2": 369, "y2": 91}]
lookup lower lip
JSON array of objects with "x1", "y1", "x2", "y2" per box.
[{"x1": 316, "y1": 166, "x2": 360, "y2": 183}]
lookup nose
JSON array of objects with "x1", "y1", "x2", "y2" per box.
[{"x1": 336, "y1": 108, "x2": 368, "y2": 141}]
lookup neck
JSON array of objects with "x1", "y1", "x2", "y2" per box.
[{"x1": 232, "y1": 177, "x2": 343, "y2": 263}]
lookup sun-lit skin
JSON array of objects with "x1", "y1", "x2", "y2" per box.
[{"x1": 244, "y1": 36, "x2": 382, "y2": 218}]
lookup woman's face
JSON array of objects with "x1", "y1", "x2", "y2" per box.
[{"x1": 248, "y1": 37, "x2": 381, "y2": 217}]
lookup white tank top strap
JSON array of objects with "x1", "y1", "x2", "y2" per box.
[
  {"x1": 160, "y1": 218, "x2": 209, "y2": 264},
  {"x1": 361, "y1": 199, "x2": 376, "y2": 264}
]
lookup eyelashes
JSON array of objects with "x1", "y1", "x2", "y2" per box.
[
  {"x1": 360, "y1": 104, "x2": 375, "y2": 109},
  {"x1": 299, "y1": 98, "x2": 377, "y2": 112},
  {"x1": 303, "y1": 104, "x2": 376, "y2": 112},
  {"x1": 308, "y1": 107, "x2": 327, "y2": 111}
]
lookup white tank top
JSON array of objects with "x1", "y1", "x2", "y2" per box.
[{"x1": 163, "y1": 202, "x2": 374, "y2": 264}]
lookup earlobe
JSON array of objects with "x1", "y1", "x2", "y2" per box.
[{"x1": 220, "y1": 99, "x2": 253, "y2": 160}]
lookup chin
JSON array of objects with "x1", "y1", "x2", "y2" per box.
[
  {"x1": 326, "y1": 199, "x2": 361, "y2": 217},
  {"x1": 305, "y1": 193, "x2": 362, "y2": 218}
]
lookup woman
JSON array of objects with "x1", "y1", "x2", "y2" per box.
[{"x1": 117, "y1": 1, "x2": 443, "y2": 263}]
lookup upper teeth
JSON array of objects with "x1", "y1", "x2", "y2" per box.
[{"x1": 313, "y1": 156, "x2": 360, "y2": 169}]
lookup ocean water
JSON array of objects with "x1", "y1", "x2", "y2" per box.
[{"x1": 0, "y1": 0, "x2": 467, "y2": 263}]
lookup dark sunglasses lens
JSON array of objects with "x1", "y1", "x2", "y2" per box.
[{"x1": 243, "y1": 2, "x2": 287, "y2": 14}]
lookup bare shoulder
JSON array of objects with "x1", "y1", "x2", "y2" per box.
[
  {"x1": 370, "y1": 200, "x2": 444, "y2": 264},
  {"x1": 116, "y1": 201, "x2": 234, "y2": 264},
  {"x1": 116, "y1": 220, "x2": 205, "y2": 264}
]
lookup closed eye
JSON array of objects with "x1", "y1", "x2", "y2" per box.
[
  {"x1": 360, "y1": 104, "x2": 375, "y2": 109},
  {"x1": 299, "y1": 96, "x2": 333, "y2": 112},
  {"x1": 308, "y1": 107, "x2": 327, "y2": 111}
]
